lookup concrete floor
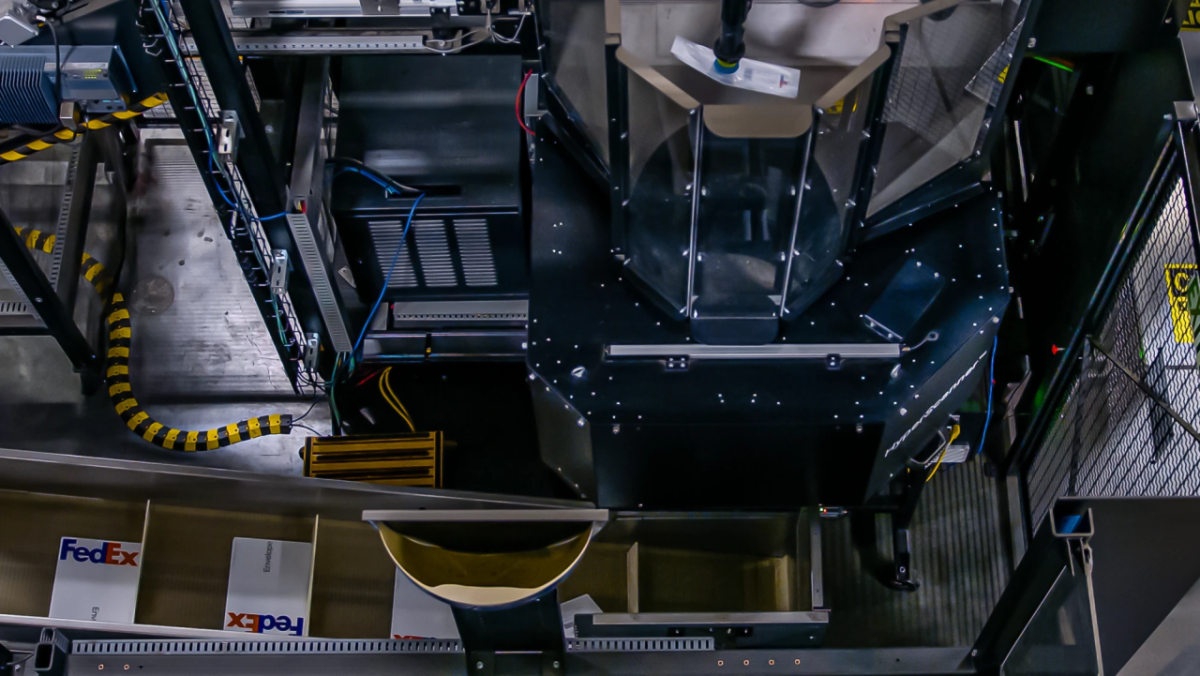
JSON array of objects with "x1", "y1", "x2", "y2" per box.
[{"x1": 0, "y1": 132, "x2": 330, "y2": 475}]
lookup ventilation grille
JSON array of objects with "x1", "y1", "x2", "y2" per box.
[
  {"x1": 455, "y1": 219, "x2": 498, "y2": 287},
  {"x1": 0, "y1": 300, "x2": 31, "y2": 316},
  {"x1": 566, "y1": 638, "x2": 714, "y2": 652},
  {"x1": 46, "y1": 143, "x2": 81, "y2": 288},
  {"x1": 414, "y1": 221, "x2": 456, "y2": 287},
  {"x1": 1, "y1": 240, "x2": 36, "y2": 319},
  {"x1": 72, "y1": 639, "x2": 463, "y2": 656},
  {"x1": 369, "y1": 218, "x2": 499, "y2": 290},
  {"x1": 393, "y1": 300, "x2": 528, "y2": 324},
  {"x1": 287, "y1": 214, "x2": 352, "y2": 352},
  {"x1": 370, "y1": 220, "x2": 420, "y2": 288},
  {"x1": 0, "y1": 53, "x2": 56, "y2": 125}
]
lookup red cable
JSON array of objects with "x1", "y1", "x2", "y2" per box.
[{"x1": 516, "y1": 69, "x2": 536, "y2": 135}]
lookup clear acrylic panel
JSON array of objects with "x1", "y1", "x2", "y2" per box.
[
  {"x1": 778, "y1": 73, "x2": 880, "y2": 316},
  {"x1": 540, "y1": 0, "x2": 611, "y2": 165},
  {"x1": 813, "y1": 77, "x2": 876, "y2": 229},
  {"x1": 693, "y1": 130, "x2": 808, "y2": 319},
  {"x1": 1002, "y1": 564, "x2": 1101, "y2": 676},
  {"x1": 623, "y1": 66, "x2": 698, "y2": 314},
  {"x1": 869, "y1": 0, "x2": 1024, "y2": 216}
]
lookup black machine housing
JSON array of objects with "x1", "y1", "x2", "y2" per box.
[{"x1": 527, "y1": 125, "x2": 1007, "y2": 509}]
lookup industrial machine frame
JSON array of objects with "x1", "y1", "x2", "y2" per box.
[{"x1": 3, "y1": 0, "x2": 1200, "y2": 674}]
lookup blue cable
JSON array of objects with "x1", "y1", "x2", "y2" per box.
[
  {"x1": 978, "y1": 336, "x2": 997, "y2": 455},
  {"x1": 208, "y1": 156, "x2": 288, "y2": 221},
  {"x1": 352, "y1": 193, "x2": 426, "y2": 361},
  {"x1": 328, "y1": 164, "x2": 412, "y2": 197}
]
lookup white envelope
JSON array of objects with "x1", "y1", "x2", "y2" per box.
[
  {"x1": 49, "y1": 537, "x2": 143, "y2": 624},
  {"x1": 224, "y1": 538, "x2": 313, "y2": 636}
]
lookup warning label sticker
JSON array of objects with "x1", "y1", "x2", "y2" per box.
[
  {"x1": 1184, "y1": 0, "x2": 1200, "y2": 31},
  {"x1": 1165, "y1": 263, "x2": 1197, "y2": 342},
  {"x1": 1188, "y1": 276, "x2": 1200, "y2": 355}
]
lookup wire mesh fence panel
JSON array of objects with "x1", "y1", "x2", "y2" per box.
[{"x1": 1027, "y1": 175, "x2": 1200, "y2": 528}]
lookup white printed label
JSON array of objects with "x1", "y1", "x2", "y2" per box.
[{"x1": 670, "y1": 36, "x2": 801, "y2": 99}]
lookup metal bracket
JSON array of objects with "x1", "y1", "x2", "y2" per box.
[
  {"x1": 467, "y1": 651, "x2": 564, "y2": 676},
  {"x1": 664, "y1": 356, "x2": 688, "y2": 371},
  {"x1": 217, "y1": 110, "x2": 241, "y2": 162},
  {"x1": 469, "y1": 652, "x2": 494, "y2": 676},
  {"x1": 303, "y1": 332, "x2": 320, "y2": 373},
  {"x1": 1175, "y1": 100, "x2": 1199, "y2": 122},
  {"x1": 269, "y1": 249, "x2": 290, "y2": 297},
  {"x1": 58, "y1": 101, "x2": 81, "y2": 132},
  {"x1": 809, "y1": 514, "x2": 824, "y2": 610},
  {"x1": 607, "y1": 343, "x2": 901, "y2": 361},
  {"x1": 0, "y1": 0, "x2": 39, "y2": 46},
  {"x1": 524, "y1": 72, "x2": 544, "y2": 128},
  {"x1": 33, "y1": 628, "x2": 68, "y2": 676}
]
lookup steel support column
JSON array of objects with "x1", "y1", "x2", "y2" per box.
[{"x1": 0, "y1": 205, "x2": 98, "y2": 377}]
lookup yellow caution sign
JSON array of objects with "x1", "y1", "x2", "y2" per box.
[
  {"x1": 998, "y1": 65, "x2": 1009, "y2": 84},
  {"x1": 1188, "y1": 276, "x2": 1200, "y2": 358},
  {"x1": 1185, "y1": 0, "x2": 1200, "y2": 31},
  {"x1": 1165, "y1": 263, "x2": 1197, "y2": 342}
]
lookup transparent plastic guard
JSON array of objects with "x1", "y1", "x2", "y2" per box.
[{"x1": 670, "y1": 36, "x2": 800, "y2": 99}]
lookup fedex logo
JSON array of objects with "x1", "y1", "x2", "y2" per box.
[
  {"x1": 226, "y1": 612, "x2": 305, "y2": 636},
  {"x1": 59, "y1": 538, "x2": 139, "y2": 566}
]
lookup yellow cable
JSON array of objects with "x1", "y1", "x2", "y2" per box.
[
  {"x1": 377, "y1": 367, "x2": 407, "y2": 426},
  {"x1": 378, "y1": 367, "x2": 415, "y2": 431},
  {"x1": 925, "y1": 424, "x2": 961, "y2": 483},
  {"x1": 383, "y1": 368, "x2": 414, "y2": 422}
]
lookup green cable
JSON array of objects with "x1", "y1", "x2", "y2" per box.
[{"x1": 1028, "y1": 54, "x2": 1073, "y2": 73}]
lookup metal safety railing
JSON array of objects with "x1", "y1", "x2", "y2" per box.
[{"x1": 1023, "y1": 121, "x2": 1200, "y2": 529}]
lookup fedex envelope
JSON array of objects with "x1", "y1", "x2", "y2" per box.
[
  {"x1": 49, "y1": 537, "x2": 142, "y2": 623},
  {"x1": 224, "y1": 537, "x2": 313, "y2": 637}
]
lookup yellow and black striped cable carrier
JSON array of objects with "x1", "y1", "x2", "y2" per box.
[
  {"x1": 14, "y1": 227, "x2": 112, "y2": 294},
  {"x1": 0, "y1": 93, "x2": 170, "y2": 166},
  {"x1": 13, "y1": 225, "x2": 295, "y2": 450},
  {"x1": 104, "y1": 293, "x2": 293, "y2": 450}
]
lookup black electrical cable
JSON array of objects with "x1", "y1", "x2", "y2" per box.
[
  {"x1": 293, "y1": 422, "x2": 320, "y2": 436},
  {"x1": 39, "y1": 17, "x2": 63, "y2": 104},
  {"x1": 292, "y1": 394, "x2": 327, "y2": 424},
  {"x1": 4, "y1": 651, "x2": 34, "y2": 670}
]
